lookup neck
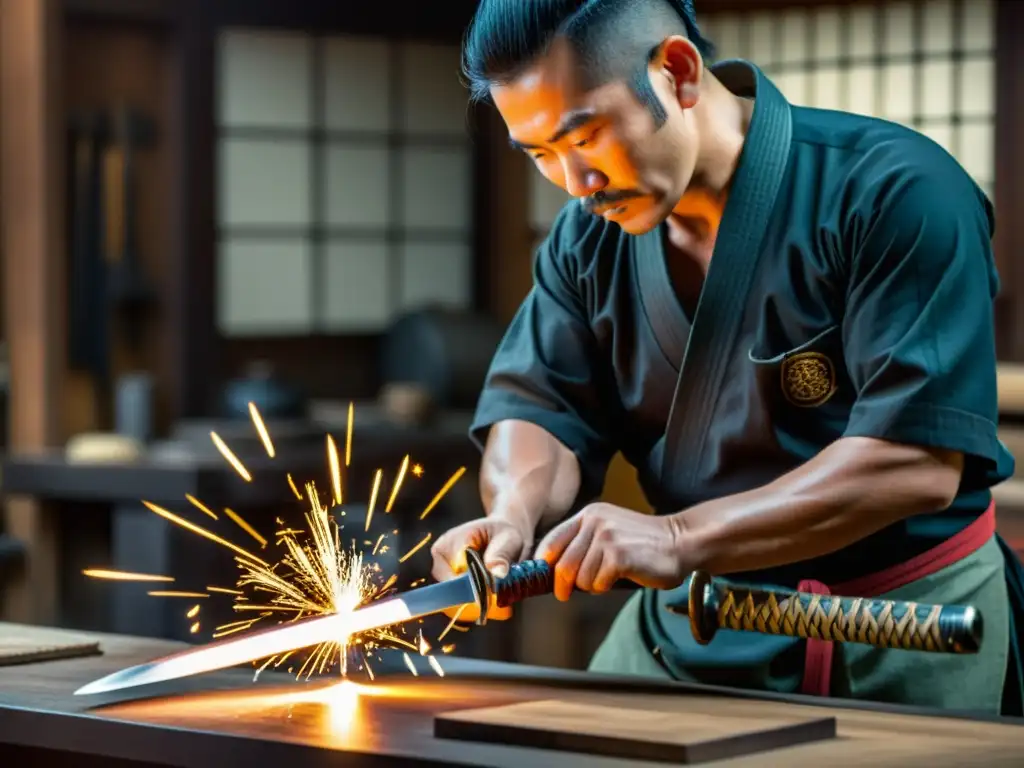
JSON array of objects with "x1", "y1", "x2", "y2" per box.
[
  {"x1": 664, "y1": 76, "x2": 753, "y2": 243},
  {"x1": 676, "y1": 75, "x2": 753, "y2": 206}
]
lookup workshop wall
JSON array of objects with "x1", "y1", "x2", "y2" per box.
[{"x1": 62, "y1": 21, "x2": 177, "y2": 439}]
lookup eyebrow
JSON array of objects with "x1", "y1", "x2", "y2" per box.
[{"x1": 508, "y1": 109, "x2": 599, "y2": 151}]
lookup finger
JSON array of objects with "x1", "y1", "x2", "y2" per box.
[
  {"x1": 431, "y1": 523, "x2": 485, "y2": 581},
  {"x1": 575, "y1": 542, "x2": 605, "y2": 593},
  {"x1": 534, "y1": 515, "x2": 582, "y2": 565},
  {"x1": 430, "y1": 532, "x2": 460, "y2": 582},
  {"x1": 443, "y1": 602, "x2": 480, "y2": 623},
  {"x1": 487, "y1": 594, "x2": 513, "y2": 621},
  {"x1": 431, "y1": 555, "x2": 457, "y2": 583},
  {"x1": 552, "y1": 522, "x2": 594, "y2": 602},
  {"x1": 591, "y1": 548, "x2": 622, "y2": 594},
  {"x1": 483, "y1": 526, "x2": 524, "y2": 579},
  {"x1": 442, "y1": 595, "x2": 513, "y2": 623}
]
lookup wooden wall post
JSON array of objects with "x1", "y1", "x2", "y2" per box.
[{"x1": 0, "y1": 0, "x2": 67, "y2": 623}]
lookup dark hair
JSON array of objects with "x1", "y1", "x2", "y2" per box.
[{"x1": 461, "y1": 0, "x2": 715, "y2": 124}]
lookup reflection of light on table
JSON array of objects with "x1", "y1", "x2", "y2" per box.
[
  {"x1": 327, "y1": 682, "x2": 361, "y2": 738},
  {"x1": 97, "y1": 677, "x2": 507, "y2": 753},
  {"x1": 290, "y1": 681, "x2": 368, "y2": 741}
]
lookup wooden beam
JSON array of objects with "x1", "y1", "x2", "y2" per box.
[
  {"x1": 994, "y1": 0, "x2": 1024, "y2": 361},
  {"x1": 0, "y1": 0, "x2": 66, "y2": 623},
  {"x1": 63, "y1": 0, "x2": 177, "y2": 23}
]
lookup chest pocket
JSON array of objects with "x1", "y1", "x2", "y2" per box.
[{"x1": 748, "y1": 324, "x2": 856, "y2": 451}]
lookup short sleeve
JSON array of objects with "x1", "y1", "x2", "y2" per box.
[
  {"x1": 470, "y1": 206, "x2": 619, "y2": 501},
  {"x1": 840, "y1": 154, "x2": 1013, "y2": 488}
]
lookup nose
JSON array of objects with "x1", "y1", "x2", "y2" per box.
[{"x1": 561, "y1": 157, "x2": 607, "y2": 199}]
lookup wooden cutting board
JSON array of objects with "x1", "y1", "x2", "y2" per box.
[
  {"x1": 435, "y1": 699, "x2": 837, "y2": 764},
  {"x1": 0, "y1": 622, "x2": 102, "y2": 667}
]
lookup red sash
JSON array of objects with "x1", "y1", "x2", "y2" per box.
[{"x1": 797, "y1": 500, "x2": 997, "y2": 697}]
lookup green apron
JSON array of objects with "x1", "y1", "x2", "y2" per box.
[{"x1": 589, "y1": 535, "x2": 1010, "y2": 714}]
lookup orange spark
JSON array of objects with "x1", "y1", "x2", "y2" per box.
[
  {"x1": 248, "y1": 402, "x2": 276, "y2": 458},
  {"x1": 190, "y1": 622, "x2": 201, "y2": 634},
  {"x1": 365, "y1": 469, "x2": 383, "y2": 532},
  {"x1": 427, "y1": 655, "x2": 445, "y2": 677},
  {"x1": 212, "y1": 619, "x2": 258, "y2": 638},
  {"x1": 207, "y1": 586, "x2": 243, "y2": 595},
  {"x1": 149, "y1": 591, "x2": 209, "y2": 598},
  {"x1": 399, "y1": 533, "x2": 431, "y2": 563},
  {"x1": 346, "y1": 401, "x2": 354, "y2": 466},
  {"x1": 438, "y1": 604, "x2": 467, "y2": 641},
  {"x1": 287, "y1": 473, "x2": 303, "y2": 500},
  {"x1": 185, "y1": 494, "x2": 218, "y2": 520},
  {"x1": 224, "y1": 507, "x2": 268, "y2": 548},
  {"x1": 372, "y1": 534, "x2": 385, "y2": 555},
  {"x1": 411, "y1": 464, "x2": 424, "y2": 477},
  {"x1": 385, "y1": 456, "x2": 409, "y2": 513},
  {"x1": 419, "y1": 467, "x2": 466, "y2": 520},
  {"x1": 142, "y1": 501, "x2": 269, "y2": 567},
  {"x1": 187, "y1": 604, "x2": 201, "y2": 619},
  {"x1": 210, "y1": 432, "x2": 252, "y2": 482},
  {"x1": 82, "y1": 569, "x2": 173, "y2": 583},
  {"x1": 327, "y1": 435, "x2": 343, "y2": 506},
  {"x1": 402, "y1": 652, "x2": 419, "y2": 677}
]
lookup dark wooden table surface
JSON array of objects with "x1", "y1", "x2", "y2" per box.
[{"x1": 1, "y1": 627, "x2": 1023, "y2": 767}]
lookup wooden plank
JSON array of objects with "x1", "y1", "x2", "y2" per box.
[
  {"x1": 0, "y1": 622, "x2": 101, "y2": 666},
  {"x1": 0, "y1": 0, "x2": 67, "y2": 625},
  {"x1": 434, "y1": 699, "x2": 836, "y2": 764}
]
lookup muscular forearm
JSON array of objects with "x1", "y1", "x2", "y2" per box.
[
  {"x1": 480, "y1": 419, "x2": 581, "y2": 541},
  {"x1": 675, "y1": 436, "x2": 964, "y2": 575}
]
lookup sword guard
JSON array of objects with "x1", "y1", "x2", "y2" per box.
[
  {"x1": 463, "y1": 550, "x2": 557, "y2": 625},
  {"x1": 463, "y1": 548, "x2": 494, "y2": 626}
]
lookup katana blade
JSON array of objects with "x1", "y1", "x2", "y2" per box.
[
  {"x1": 77, "y1": 549, "x2": 982, "y2": 697},
  {"x1": 74, "y1": 576, "x2": 480, "y2": 696}
]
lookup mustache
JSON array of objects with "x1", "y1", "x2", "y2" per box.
[{"x1": 580, "y1": 190, "x2": 644, "y2": 213}]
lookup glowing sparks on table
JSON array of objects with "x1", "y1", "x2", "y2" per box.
[{"x1": 84, "y1": 402, "x2": 469, "y2": 685}]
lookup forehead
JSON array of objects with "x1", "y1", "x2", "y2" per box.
[{"x1": 491, "y1": 38, "x2": 614, "y2": 141}]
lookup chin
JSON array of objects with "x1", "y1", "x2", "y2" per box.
[{"x1": 615, "y1": 201, "x2": 671, "y2": 236}]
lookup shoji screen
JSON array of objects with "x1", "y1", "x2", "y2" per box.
[
  {"x1": 215, "y1": 30, "x2": 474, "y2": 337},
  {"x1": 702, "y1": 0, "x2": 995, "y2": 200}
]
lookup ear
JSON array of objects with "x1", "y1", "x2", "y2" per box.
[{"x1": 648, "y1": 35, "x2": 702, "y2": 109}]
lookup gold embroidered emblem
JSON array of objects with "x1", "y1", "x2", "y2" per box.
[{"x1": 780, "y1": 351, "x2": 836, "y2": 407}]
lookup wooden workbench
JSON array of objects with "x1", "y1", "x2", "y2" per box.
[{"x1": 0, "y1": 626, "x2": 1022, "y2": 767}]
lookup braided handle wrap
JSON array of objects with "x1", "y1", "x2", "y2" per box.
[
  {"x1": 493, "y1": 559, "x2": 555, "y2": 608},
  {"x1": 688, "y1": 571, "x2": 983, "y2": 654}
]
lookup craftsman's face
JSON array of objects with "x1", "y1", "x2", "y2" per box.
[{"x1": 491, "y1": 36, "x2": 703, "y2": 236}]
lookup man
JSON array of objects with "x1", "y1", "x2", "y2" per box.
[{"x1": 431, "y1": 0, "x2": 1024, "y2": 715}]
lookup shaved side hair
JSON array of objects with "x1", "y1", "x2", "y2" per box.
[{"x1": 461, "y1": 0, "x2": 715, "y2": 125}]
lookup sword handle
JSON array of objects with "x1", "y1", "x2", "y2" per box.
[
  {"x1": 463, "y1": 549, "x2": 554, "y2": 624},
  {"x1": 465, "y1": 552, "x2": 982, "y2": 655},
  {"x1": 680, "y1": 571, "x2": 983, "y2": 654}
]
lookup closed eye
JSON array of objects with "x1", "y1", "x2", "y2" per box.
[{"x1": 572, "y1": 126, "x2": 602, "y2": 149}]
